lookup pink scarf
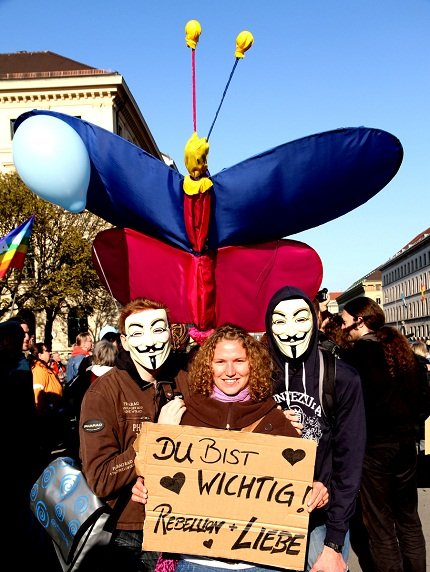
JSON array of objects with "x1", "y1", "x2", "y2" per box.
[{"x1": 211, "y1": 385, "x2": 251, "y2": 403}]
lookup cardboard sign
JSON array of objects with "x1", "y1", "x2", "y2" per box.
[
  {"x1": 425, "y1": 417, "x2": 429, "y2": 455},
  {"x1": 135, "y1": 423, "x2": 317, "y2": 570}
]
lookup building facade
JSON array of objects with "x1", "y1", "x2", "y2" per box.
[
  {"x1": 0, "y1": 51, "x2": 167, "y2": 172},
  {"x1": 335, "y1": 269, "x2": 383, "y2": 312},
  {"x1": 380, "y1": 228, "x2": 429, "y2": 340},
  {"x1": 335, "y1": 229, "x2": 430, "y2": 344},
  {"x1": 0, "y1": 51, "x2": 169, "y2": 353}
]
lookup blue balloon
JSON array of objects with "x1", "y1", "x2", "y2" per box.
[{"x1": 13, "y1": 114, "x2": 90, "y2": 213}]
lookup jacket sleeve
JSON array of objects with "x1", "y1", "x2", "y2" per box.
[
  {"x1": 79, "y1": 383, "x2": 137, "y2": 499},
  {"x1": 324, "y1": 359, "x2": 366, "y2": 545},
  {"x1": 31, "y1": 365, "x2": 45, "y2": 408}
]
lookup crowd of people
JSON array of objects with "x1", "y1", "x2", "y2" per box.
[
  {"x1": 0, "y1": 321, "x2": 122, "y2": 459},
  {"x1": 2, "y1": 291, "x2": 429, "y2": 572}
]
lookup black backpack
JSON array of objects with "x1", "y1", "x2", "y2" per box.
[{"x1": 318, "y1": 347, "x2": 337, "y2": 428}]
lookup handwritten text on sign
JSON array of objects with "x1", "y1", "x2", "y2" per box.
[{"x1": 134, "y1": 423, "x2": 316, "y2": 570}]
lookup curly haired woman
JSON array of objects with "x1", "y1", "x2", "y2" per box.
[{"x1": 133, "y1": 323, "x2": 329, "y2": 572}]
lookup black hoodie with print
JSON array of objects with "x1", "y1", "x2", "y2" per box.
[{"x1": 264, "y1": 285, "x2": 366, "y2": 546}]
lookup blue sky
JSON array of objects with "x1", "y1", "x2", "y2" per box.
[{"x1": 2, "y1": 0, "x2": 429, "y2": 293}]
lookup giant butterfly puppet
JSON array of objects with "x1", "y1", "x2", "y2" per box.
[{"x1": 12, "y1": 20, "x2": 403, "y2": 333}]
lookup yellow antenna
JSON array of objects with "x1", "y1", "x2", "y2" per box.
[
  {"x1": 207, "y1": 30, "x2": 254, "y2": 141},
  {"x1": 185, "y1": 20, "x2": 202, "y2": 132}
]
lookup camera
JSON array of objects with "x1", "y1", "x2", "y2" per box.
[{"x1": 316, "y1": 288, "x2": 329, "y2": 303}]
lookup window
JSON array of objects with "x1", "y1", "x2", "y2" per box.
[
  {"x1": 10, "y1": 118, "x2": 16, "y2": 141},
  {"x1": 67, "y1": 308, "x2": 89, "y2": 346}
]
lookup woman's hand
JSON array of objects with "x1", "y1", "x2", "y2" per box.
[
  {"x1": 306, "y1": 480, "x2": 329, "y2": 512},
  {"x1": 131, "y1": 476, "x2": 148, "y2": 505},
  {"x1": 158, "y1": 396, "x2": 186, "y2": 425}
]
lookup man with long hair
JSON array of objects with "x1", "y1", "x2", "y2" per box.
[{"x1": 341, "y1": 297, "x2": 427, "y2": 572}]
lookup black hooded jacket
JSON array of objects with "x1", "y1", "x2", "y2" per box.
[{"x1": 265, "y1": 285, "x2": 366, "y2": 546}]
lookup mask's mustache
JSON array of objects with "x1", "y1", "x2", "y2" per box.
[
  {"x1": 135, "y1": 344, "x2": 166, "y2": 369},
  {"x1": 276, "y1": 333, "x2": 307, "y2": 359},
  {"x1": 136, "y1": 344, "x2": 163, "y2": 354},
  {"x1": 277, "y1": 333, "x2": 305, "y2": 344}
]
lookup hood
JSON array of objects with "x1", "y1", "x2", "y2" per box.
[
  {"x1": 70, "y1": 346, "x2": 89, "y2": 358},
  {"x1": 91, "y1": 364, "x2": 113, "y2": 377},
  {"x1": 264, "y1": 285, "x2": 319, "y2": 384}
]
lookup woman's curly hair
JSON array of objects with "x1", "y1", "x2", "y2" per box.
[
  {"x1": 188, "y1": 323, "x2": 274, "y2": 401},
  {"x1": 377, "y1": 326, "x2": 418, "y2": 377},
  {"x1": 323, "y1": 314, "x2": 352, "y2": 349}
]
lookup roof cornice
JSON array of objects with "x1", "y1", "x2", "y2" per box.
[
  {"x1": 0, "y1": 89, "x2": 119, "y2": 104},
  {"x1": 0, "y1": 69, "x2": 115, "y2": 80}
]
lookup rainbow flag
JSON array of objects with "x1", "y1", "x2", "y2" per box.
[{"x1": 0, "y1": 215, "x2": 35, "y2": 279}]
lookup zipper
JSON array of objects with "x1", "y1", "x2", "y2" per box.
[{"x1": 226, "y1": 406, "x2": 233, "y2": 430}]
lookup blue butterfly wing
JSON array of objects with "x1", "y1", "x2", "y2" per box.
[
  {"x1": 207, "y1": 127, "x2": 403, "y2": 249},
  {"x1": 14, "y1": 110, "x2": 192, "y2": 251},
  {"x1": 15, "y1": 113, "x2": 402, "y2": 251}
]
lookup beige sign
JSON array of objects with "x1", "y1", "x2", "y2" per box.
[
  {"x1": 426, "y1": 417, "x2": 429, "y2": 455},
  {"x1": 135, "y1": 423, "x2": 317, "y2": 570}
]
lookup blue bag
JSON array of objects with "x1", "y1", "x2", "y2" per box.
[{"x1": 30, "y1": 456, "x2": 113, "y2": 571}]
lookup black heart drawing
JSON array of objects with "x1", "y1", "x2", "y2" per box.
[
  {"x1": 160, "y1": 472, "x2": 186, "y2": 494},
  {"x1": 203, "y1": 539, "x2": 213, "y2": 549},
  {"x1": 282, "y1": 448, "x2": 306, "y2": 465}
]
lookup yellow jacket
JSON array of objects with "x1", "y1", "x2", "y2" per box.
[{"x1": 31, "y1": 360, "x2": 63, "y2": 410}]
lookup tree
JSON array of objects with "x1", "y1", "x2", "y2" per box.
[{"x1": 0, "y1": 172, "x2": 118, "y2": 346}]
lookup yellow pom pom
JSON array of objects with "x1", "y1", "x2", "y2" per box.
[
  {"x1": 184, "y1": 132, "x2": 210, "y2": 179},
  {"x1": 185, "y1": 20, "x2": 202, "y2": 49},
  {"x1": 235, "y1": 31, "x2": 254, "y2": 58}
]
